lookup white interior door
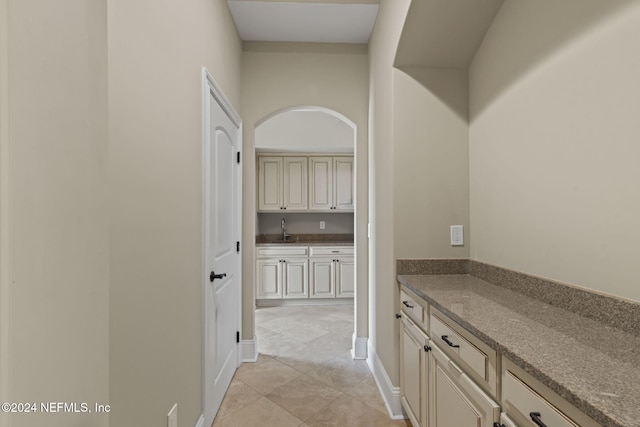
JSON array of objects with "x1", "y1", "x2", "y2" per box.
[{"x1": 203, "y1": 71, "x2": 242, "y2": 427}]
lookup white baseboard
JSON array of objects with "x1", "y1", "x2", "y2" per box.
[
  {"x1": 194, "y1": 414, "x2": 204, "y2": 427},
  {"x1": 351, "y1": 334, "x2": 368, "y2": 360},
  {"x1": 241, "y1": 337, "x2": 258, "y2": 362},
  {"x1": 367, "y1": 342, "x2": 406, "y2": 420}
]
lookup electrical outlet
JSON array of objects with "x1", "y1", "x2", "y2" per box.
[
  {"x1": 168, "y1": 404, "x2": 177, "y2": 427},
  {"x1": 450, "y1": 225, "x2": 464, "y2": 246},
  {"x1": 320, "y1": 221, "x2": 325, "y2": 230}
]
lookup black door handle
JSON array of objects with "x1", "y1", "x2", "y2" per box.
[
  {"x1": 441, "y1": 335, "x2": 460, "y2": 348},
  {"x1": 529, "y1": 412, "x2": 547, "y2": 427},
  {"x1": 210, "y1": 271, "x2": 227, "y2": 282}
]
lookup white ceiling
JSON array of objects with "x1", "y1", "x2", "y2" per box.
[{"x1": 227, "y1": 0, "x2": 379, "y2": 44}]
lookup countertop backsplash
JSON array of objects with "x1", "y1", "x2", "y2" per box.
[
  {"x1": 257, "y1": 212, "x2": 354, "y2": 235},
  {"x1": 396, "y1": 258, "x2": 640, "y2": 336}
]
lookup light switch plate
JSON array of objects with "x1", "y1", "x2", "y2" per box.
[
  {"x1": 320, "y1": 221, "x2": 325, "y2": 230},
  {"x1": 168, "y1": 404, "x2": 177, "y2": 427},
  {"x1": 450, "y1": 225, "x2": 464, "y2": 246}
]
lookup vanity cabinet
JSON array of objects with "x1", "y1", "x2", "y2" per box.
[
  {"x1": 257, "y1": 156, "x2": 307, "y2": 211},
  {"x1": 309, "y1": 246, "x2": 354, "y2": 298},
  {"x1": 309, "y1": 156, "x2": 354, "y2": 211},
  {"x1": 256, "y1": 246, "x2": 308, "y2": 299},
  {"x1": 256, "y1": 245, "x2": 353, "y2": 303}
]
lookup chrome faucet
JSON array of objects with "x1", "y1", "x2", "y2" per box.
[{"x1": 281, "y1": 217, "x2": 290, "y2": 241}]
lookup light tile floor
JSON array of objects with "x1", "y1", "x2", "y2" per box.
[{"x1": 212, "y1": 305, "x2": 411, "y2": 427}]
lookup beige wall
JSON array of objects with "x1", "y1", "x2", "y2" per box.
[
  {"x1": 241, "y1": 42, "x2": 369, "y2": 341},
  {"x1": 108, "y1": 1, "x2": 241, "y2": 426},
  {"x1": 3, "y1": 1, "x2": 109, "y2": 426},
  {"x1": 256, "y1": 110, "x2": 354, "y2": 152},
  {"x1": 367, "y1": 0, "x2": 410, "y2": 385},
  {"x1": 469, "y1": 0, "x2": 640, "y2": 302},
  {"x1": 393, "y1": 67, "x2": 470, "y2": 259}
]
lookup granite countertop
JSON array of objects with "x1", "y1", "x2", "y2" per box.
[
  {"x1": 397, "y1": 274, "x2": 640, "y2": 427},
  {"x1": 256, "y1": 233, "x2": 354, "y2": 246}
]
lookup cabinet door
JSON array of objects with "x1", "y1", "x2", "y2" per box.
[
  {"x1": 258, "y1": 157, "x2": 283, "y2": 211},
  {"x1": 400, "y1": 316, "x2": 430, "y2": 427},
  {"x1": 309, "y1": 157, "x2": 333, "y2": 211},
  {"x1": 309, "y1": 258, "x2": 334, "y2": 298},
  {"x1": 283, "y1": 157, "x2": 307, "y2": 211},
  {"x1": 333, "y1": 157, "x2": 354, "y2": 211},
  {"x1": 256, "y1": 259, "x2": 282, "y2": 299},
  {"x1": 430, "y1": 344, "x2": 500, "y2": 427},
  {"x1": 282, "y1": 258, "x2": 308, "y2": 299},
  {"x1": 335, "y1": 257, "x2": 354, "y2": 298}
]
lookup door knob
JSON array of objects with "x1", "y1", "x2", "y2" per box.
[{"x1": 210, "y1": 271, "x2": 227, "y2": 282}]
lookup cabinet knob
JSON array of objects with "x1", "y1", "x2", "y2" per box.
[{"x1": 395, "y1": 313, "x2": 402, "y2": 319}]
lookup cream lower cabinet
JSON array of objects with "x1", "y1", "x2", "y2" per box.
[
  {"x1": 256, "y1": 258, "x2": 282, "y2": 299},
  {"x1": 400, "y1": 315, "x2": 430, "y2": 427},
  {"x1": 256, "y1": 245, "x2": 352, "y2": 302},
  {"x1": 309, "y1": 257, "x2": 353, "y2": 298},
  {"x1": 256, "y1": 246, "x2": 309, "y2": 300},
  {"x1": 309, "y1": 258, "x2": 334, "y2": 298},
  {"x1": 256, "y1": 258, "x2": 308, "y2": 299},
  {"x1": 430, "y1": 344, "x2": 500, "y2": 427}
]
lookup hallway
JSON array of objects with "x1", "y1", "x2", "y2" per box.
[{"x1": 212, "y1": 305, "x2": 411, "y2": 427}]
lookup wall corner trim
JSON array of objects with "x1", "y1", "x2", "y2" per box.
[
  {"x1": 352, "y1": 334, "x2": 368, "y2": 360},
  {"x1": 194, "y1": 414, "x2": 205, "y2": 427},
  {"x1": 241, "y1": 337, "x2": 258, "y2": 362},
  {"x1": 367, "y1": 343, "x2": 406, "y2": 420}
]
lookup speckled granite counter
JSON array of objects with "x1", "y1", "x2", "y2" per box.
[
  {"x1": 397, "y1": 274, "x2": 640, "y2": 427},
  {"x1": 256, "y1": 233, "x2": 354, "y2": 246}
]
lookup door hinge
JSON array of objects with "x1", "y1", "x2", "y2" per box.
[
  {"x1": 237, "y1": 152, "x2": 241, "y2": 164},
  {"x1": 236, "y1": 331, "x2": 240, "y2": 343},
  {"x1": 236, "y1": 241, "x2": 240, "y2": 253}
]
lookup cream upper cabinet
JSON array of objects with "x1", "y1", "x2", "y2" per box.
[
  {"x1": 309, "y1": 156, "x2": 354, "y2": 212},
  {"x1": 258, "y1": 156, "x2": 307, "y2": 211},
  {"x1": 258, "y1": 157, "x2": 283, "y2": 211},
  {"x1": 333, "y1": 157, "x2": 354, "y2": 211},
  {"x1": 258, "y1": 154, "x2": 352, "y2": 212},
  {"x1": 283, "y1": 157, "x2": 308, "y2": 211},
  {"x1": 308, "y1": 157, "x2": 333, "y2": 210}
]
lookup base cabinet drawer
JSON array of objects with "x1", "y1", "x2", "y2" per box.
[
  {"x1": 430, "y1": 344, "x2": 500, "y2": 427},
  {"x1": 498, "y1": 413, "x2": 517, "y2": 427},
  {"x1": 502, "y1": 370, "x2": 579, "y2": 427},
  {"x1": 400, "y1": 289, "x2": 425, "y2": 327}
]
